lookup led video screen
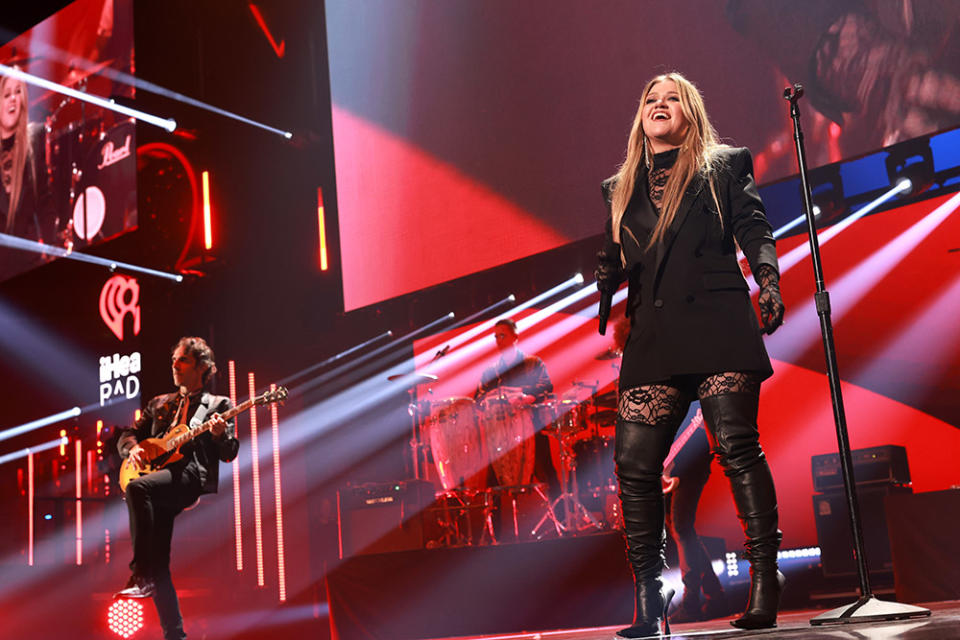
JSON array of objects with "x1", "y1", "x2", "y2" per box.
[
  {"x1": 0, "y1": 0, "x2": 136, "y2": 281},
  {"x1": 327, "y1": 0, "x2": 960, "y2": 311}
]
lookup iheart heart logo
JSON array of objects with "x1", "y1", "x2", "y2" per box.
[{"x1": 99, "y1": 275, "x2": 141, "y2": 341}]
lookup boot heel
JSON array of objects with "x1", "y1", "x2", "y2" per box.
[
  {"x1": 662, "y1": 587, "x2": 675, "y2": 636},
  {"x1": 731, "y1": 570, "x2": 785, "y2": 630},
  {"x1": 616, "y1": 586, "x2": 675, "y2": 639}
]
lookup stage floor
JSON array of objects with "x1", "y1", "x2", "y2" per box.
[{"x1": 431, "y1": 601, "x2": 960, "y2": 640}]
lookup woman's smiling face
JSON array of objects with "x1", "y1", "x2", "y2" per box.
[
  {"x1": 642, "y1": 79, "x2": 689, "y2": 153},
  {"x1": 0, "y1": 79, "x2": 24, "y2": 137}
]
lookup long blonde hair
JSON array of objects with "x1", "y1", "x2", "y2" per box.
[
  {"x1": 608, "y1": 72, "x2": 726, "y2": 250},
  {"x1": 1, "y1": 74, "x2": 34, "y2": 233}
]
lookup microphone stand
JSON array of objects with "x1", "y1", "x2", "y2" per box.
[{"x1": 783, "y1": 84, "x2": 930, "y2": 625}]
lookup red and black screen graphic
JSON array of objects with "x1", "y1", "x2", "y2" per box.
[{"x1": 327, "y1": 0, "x2": 960, "y2": 311}]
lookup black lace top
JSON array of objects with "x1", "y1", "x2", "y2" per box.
[{"x1": 647, "y1": 147, "x2": 679, "y2": 213}]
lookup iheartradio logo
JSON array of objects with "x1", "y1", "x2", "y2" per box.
[{"x1": 100, "y1": 275, "x2": 141, "y2": 341}]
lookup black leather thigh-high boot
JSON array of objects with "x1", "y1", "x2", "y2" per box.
[
  {"x1": 614, "y1": 417, "x2": 677, "y2": 638},
  {"x1": 699, "y1": 392, "x2": 783, "y2": 630}
]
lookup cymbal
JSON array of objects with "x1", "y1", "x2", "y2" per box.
[
  {"x1": 590, "y1": 409, "x2": 617, "y2": 427},
  {"x1": 37, "y1": 59, "x2": 117, "y2": 107},
  {"x1": 387, "y1": 372, "x2": 438, "y2": 386},
  {"x1": 3, "y1": 53, "x2": 41, "y2": 68}
]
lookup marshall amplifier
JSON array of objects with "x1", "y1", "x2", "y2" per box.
[
  {"x1": 811, "y1": 445, "x2": 910, "y2": 493},
  {"x1": 337, "y1": 480, "x2": 436, "y2": 558}
]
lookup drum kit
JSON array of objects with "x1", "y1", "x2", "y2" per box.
[
  {"x1": 31, "y1": 59, "x2": 137, "y2": 249},
  {"x1": 388, "y1": 372, "x2": 623, "y2": 547}
]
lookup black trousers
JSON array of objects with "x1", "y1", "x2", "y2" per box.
[{"x1": 125, "y1": 466, "x2": 202, "y2": 640}]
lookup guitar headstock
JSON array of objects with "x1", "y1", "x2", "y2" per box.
[{"x1": 256, "y1": 386, "x2": 288, "y2": 406}]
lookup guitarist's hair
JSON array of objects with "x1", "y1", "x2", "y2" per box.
[{"x1": 173, "y1": 336, "x2": 217, "y2": 386}]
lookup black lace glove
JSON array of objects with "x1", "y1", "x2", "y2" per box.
[
  {"x1": 755, "y1": 264, "x2": 784, "y2": 335},
  {"x1": 595, "y1": 245, "x2": 624, "y2": 294}
]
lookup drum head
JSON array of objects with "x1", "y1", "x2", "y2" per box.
[{"x1": 73, "y1": 121, "x2": 137, "y2": 243}]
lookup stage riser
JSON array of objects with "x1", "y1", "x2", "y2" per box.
[{"x1": 325, "y1": 533, "x2": 634, "y2": 640}]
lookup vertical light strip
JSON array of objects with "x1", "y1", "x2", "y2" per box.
[
  {"x1": 269, "y1": 383, "x2": 287, "y2": 602},
  {"x1": 75, "y1": 440, "x2": 82, "y2": 565},
  {"x1": 248, "y1": 372, "x2": 265, "y2": 587},
  {"x1": 317, "y1": 188, "x2": 328, "y2": 271},
  {"x1": 134, "y1": 409, "x2": 141, "y2": 422},
  {"x1": 228, "y1": 360, "x2": 243, "y2": 571},
  {"x1": 86, "y1": 450, "x2": 94, "y2": 494},
  {"x1": 27, "y1": 450, "x2": 34, "y2": 566},
  {"x1": 202, "y1": 171, "x2": 213, "y2": 250}
]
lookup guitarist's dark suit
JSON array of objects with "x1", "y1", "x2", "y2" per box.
[
  {"x1": 119, "y1": 391, "x2": 239, "y2": 494},
  {"x1": 117, "y1": 390, "x2": 237, "y2": 640}
]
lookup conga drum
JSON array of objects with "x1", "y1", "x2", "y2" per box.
[
  {"x1": 427, "y1": 397, "x2": 487, "y2": 491},
  {"x1": 479, "y1": 395, "x2": 535, "y2": 487}
]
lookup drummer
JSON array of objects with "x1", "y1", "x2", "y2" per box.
[{"x1": 475, "y1": 318, "x2": 559, "y2": 496}]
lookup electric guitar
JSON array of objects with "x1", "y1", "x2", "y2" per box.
[
  {"x1": 661, "y1": 407, "x2": 704, "y2": 494},
  {"x1": 119, "y1": 386, "x2": 287, "y2": 492}
]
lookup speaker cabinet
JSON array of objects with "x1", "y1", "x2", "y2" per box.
[
  {"x1": 337, "y1": 480, "x2": 435, "y2": 558},
  {"x1": 886, "y1": 489, "x2": 960, "y2": 603},
  {"x1": 813, "y1": 484, "x2": 912, "y2": 577}
]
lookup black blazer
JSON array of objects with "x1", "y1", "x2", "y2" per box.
[
  {"x1": 118, "y1": 391, "x2": 239, "y2": 495},
  {"x1": 602, "y1": 147, "x2": 778, "y2": 388}
]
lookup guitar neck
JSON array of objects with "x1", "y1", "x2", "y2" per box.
[
  {"x1": 663, "y1": 410, "x2": 703, "y2": 469},
  {"x1": 168, "y1": 397, "x2": 256, "y2": 449}
]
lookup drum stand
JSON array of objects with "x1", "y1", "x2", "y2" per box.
[
  {"x1": 531, "y1": 431, "x2": 601, "y2": 538},
  {"x1": 430, "y1": 487, "x2": 500, "y2": 547},
  {"x1": 389, "y1": 373, "x2": 437, "y2": 481}
]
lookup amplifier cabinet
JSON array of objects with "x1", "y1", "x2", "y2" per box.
[
  {"x1": 337, "y1": 480, "x2": 435, "y2": 558},
  {"x1": 813, "y1": 484, "x2": 912, "y2": 577},
  {"x1": 811, "y1": 445, "x2": 910, "y2": 493},
  {"x1": 886, "y1": 489, "x2": 960, "y2": 603}
]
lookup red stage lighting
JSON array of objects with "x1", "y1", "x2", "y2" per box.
[
  {"x1": 107, "y1": 598, "x2": 144, "y2": 638},
  {"x1": 317, "y1": 187, "x2": 329, "y2": 271}
]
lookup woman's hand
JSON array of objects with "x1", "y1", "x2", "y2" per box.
[
  {"x1": 755, "y1": 264, "x2": 785, "y2": 334},
  {"x1": 595, "y1": 245, "x2": 624, "y2": 294}
]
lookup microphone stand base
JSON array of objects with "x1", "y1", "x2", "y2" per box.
[{"x1": 810, "y1": 595, "x2": 931, "y2": 626}]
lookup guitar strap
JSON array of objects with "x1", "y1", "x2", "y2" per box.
[{"x1": 159, "y1": 391, "x2": 189, "y2": 437}]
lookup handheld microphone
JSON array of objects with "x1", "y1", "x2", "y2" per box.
[{"x1": 598, "y1": 290, "x2": 612, "y2": 335}]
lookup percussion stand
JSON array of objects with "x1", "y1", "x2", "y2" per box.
[
  {"x1": 557, "y1": 430, "x2": 602, "y2": 533},
  {"x1": 531, "y1": 425, "x2": 600, "y2": 537},
  {"x1": 478, "y1": 488, "x2": 500, "y2": 546},
  {"x1": 403, "y1": 381, "x2": 434, "y2": 481},
  {"x1": 530, "y1": 482, "x2": 565, "y2": 539},
  {"x1": 435, "y1": 489, "x2": 476, "y2": 547}
]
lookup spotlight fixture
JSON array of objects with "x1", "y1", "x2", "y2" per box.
[
  {"x1": 808, "y1": 166, "x2": 845, "y2": 225},
  {"x1": 107, "y1": 598, "x2": 144, "y2": 638},
  {"x1": 886, "y1": 140, "x2": 935, "y2": 197}
]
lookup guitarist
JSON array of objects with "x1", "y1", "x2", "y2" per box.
[
  {"x1": 114, "y1": 336, "x2": 238, "y2": 640},
  {"x1": 664, "y1": 403, "x2": 728, "y2": 624}
]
